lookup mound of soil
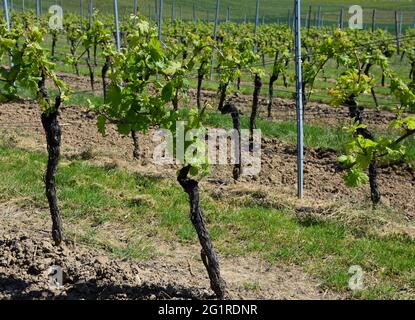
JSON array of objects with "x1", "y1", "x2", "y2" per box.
[
  {"x1": 0, "y1": 233, "x2": 208, "y2": 300},
  {"x1": 0, "y1": 97, "x2": 414, "y2": 217},
  {"x1": 210, "y1": 139, "x2": 415, "y2": 218},
  {"x1": 0, "y1": 206, "x2": 342, "y2": 300}
]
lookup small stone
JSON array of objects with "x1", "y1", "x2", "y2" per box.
[{"x1": 95, "y1": 256, "x2": 109, "y2": 265}]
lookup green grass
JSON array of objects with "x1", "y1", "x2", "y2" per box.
[
  {"x1": 206, "y1": 112, "x2": 351, "y2": 150},
  {"x1": 0, "y1": 143, "x2": 414, "y2": 299}
]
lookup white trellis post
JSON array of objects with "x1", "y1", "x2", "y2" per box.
[
  {"x1": 134, "y1": 0, "x2": 138, "y2": 16},
  {"x1": 3, "y1": 0, "x2": 12, "y2": 67},
  {"x1": 89, "y1": 0, "x2": 93, "y2": 29},
  {"x1": 210, "y1": 0, "x2": 220, "y2": 80},
  {"x1": 114, "y1": 0, "x2": 121, "y2": 52},
  {"x1": 36, "y1": 0, "x2": 40, "y2": 17},
  {"x1": 158, "y1": 0, "x2": 163, "y2": 40},
  {"x1": 295, "y1": 0, "x2": 304, "y2": 199},
  {"x1": 253, "y1": 0, "x2": 259, "y2": 51},
  {"x1": 154, "y1": 0, "x2": 158, "y2": 22}
]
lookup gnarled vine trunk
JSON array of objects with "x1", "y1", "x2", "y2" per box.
[
  {"x1": 131, "y1": 130, "x2": 140, "y2": 159},
  {"x1": 39, "y1": 73, "x2": 63, "y2": 246},
  {"x1": 197, "y1": 62, "x2": 206, "y2": 110},
  {"x1": 369, "y1": 162, "x2": 381, "y2": 206},
  {"x1": 347, "y1": 97, "x2": 380, "y2": 206},
  {"x1": 172, "y1": 90, "x2": 179, "y2": 111},
  {"x1": 267, "y1": 74, "x2": 278, "y2": 119},
  {"x1": 218, "y1": 83, "x2": 228, "y2": 111},
  {"x1": 51, "y1": 35, "x2": 57, "y2": 57},
  {"x1": 70, "y1": 40, "x2": 80, "y2": 76},
  {"x1": 236, "y1": 63, "x2": 242, "y2": 91},
  {"x1": 221, "y1": 102, "x2": 242, "y2": 180},
  {"x1": 268, "y1": 44, "x2": 281, "y2": 119},
  {"x1": 86, "y1": 49, "x2": 95, "y2": 92},
  {"x1": 102, "y1": 56, "x2": 111, "y2": 101},
  {"x1": 250, "y1": 74, "x2": 262, "y2": 151},
  {"x1": 177, "y1": 166, "x2": 228, "y2": 299},
  {"x1": 94, "y1": 44, "x2": 98, "y2": 67}
]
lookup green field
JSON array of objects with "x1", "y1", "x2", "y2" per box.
[
  {"x1": 5, "y1": 0, "x2": 415, "y2": 29},
  {"x1": 1, "y1": 143, "x2": 414, "y2": 299}
]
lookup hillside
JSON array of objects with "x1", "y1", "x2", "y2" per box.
[{"x1": 7, "y1": 0, "x2": 415, "y2": 27}]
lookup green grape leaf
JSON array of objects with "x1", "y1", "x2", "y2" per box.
[
  {"x1": 108, "y1": 84, "x2": 122, "y2": 107},
  {"x1": 97, "y1": 115, "x2": 107, "y2": 135},
  {"x1": 117, "y1": 123, "x2": 132, "y2": 136},
  {"x1": 344, "y1": 169, "x2": 369, "y2": 188},
  {"x1": 161, "y1": 82, "x2": 174, "y2": 102}
]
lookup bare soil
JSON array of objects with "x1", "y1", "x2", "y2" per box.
[
  {"x1": 0, "y1": 205, "x2": 341, "y2": 300},
  {"x1": 1, "y1": 98, "x2": 413, "y2": 218}
]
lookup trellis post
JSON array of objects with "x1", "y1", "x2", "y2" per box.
[
  {"x1": 114, "y1": 0, "x2": 121, "y2": 52},
  {"x1": 295, "y1": 0, "x2": 304, "y2": 199},
  {"x1": 209, "y1": 0, "x2": 220, "y2": 80},
  {"x1": 3, "y1": 0, "x2": 11, "y2": 67},
  {"x1": 158, "y1": 0, "x2": 163, "y2": 40}
]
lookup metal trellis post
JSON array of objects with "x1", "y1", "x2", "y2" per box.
[
  {"x1": 158, "y1": 0, "x2": 163, "y2": 40},
  {"x1": 114, "y1": 0, "x2": 121, "y2": 52},
  {"x1": 36, "y1": 0, "x2": 40, "y2": 17},
  {"x1": 317, "y1": 6, "x2": 321, "y2": 28},
  {"x1": 295, "y1": 0, "x2": 304, "y2": 199},
  {"x1": 193, "y1": 3, "x2": 196, "y2": 22},
  {"x1": 89, "y1": 0, "x2": 93, "y2": 29},
  {"x1": 134, "y1": 0, "x2": 138, "y2": 16},
  {"x1": 210, "y1": 0, "x2": 220, "y2": 80},
  {"x1": 3, "y1": 0, "x2": 12, "y2": 67},
  {"x1": 254, "y1": 0, "x2": 260, "y2": 52}
]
